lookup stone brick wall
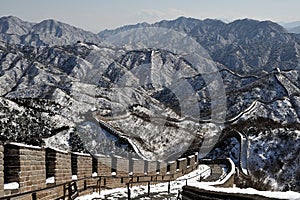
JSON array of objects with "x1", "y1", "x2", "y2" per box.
[
  {"x1": 159, "y1": 161, "x2": 168, "y2": 175},
  {"x1": 71, "y1": 152, "x2": 93, "y2": 191},
  {"x1": 96, "y1": 155, "x2": 111, "y2": 176},
  {"x1": 132, "y1": 159, "x2": 144, "y2": 176},
  {"x1": 46, "y1": 148, "x2": 72, "y2": 185},
  {"x1": 177, "y1": 158, "x2": 187, "y2": 176},
  {"x1": 116, "y1": 157, "x2": 129, "y2": 176},
  {"x1": 1, "y1": 143, "x2": 199, "y2": 200},
  {"x1": 168, "y1": 161, "x2": 176, "y2": 174},
  {"x1": 105, "y1": 176, "x2": 126, "y2": 188},
  {"x1": 0, "y1": 144, "x2": 4, "y2": 197},
  {"x1": 4, "y1": 143, "x2": 46, "y2": 194},
  {"x1": 19, "y1": 145, "x2": 46, "y2": 193},
  {"x1": 36, "y1": 186, "x2": 64, "y2": 200},
  {"x1": 147, "y1": 161, "x2": 157, "y2": 175},
  {"x1": 72, "y1": 153, "x2": 92, "y2": 178},
  {"x1": 187, "y1": 155, "x2": 196, "y2": 173}
]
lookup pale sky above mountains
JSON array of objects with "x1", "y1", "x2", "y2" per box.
[{"x1": 0, "y1": 0, "x2": 299, "y2": 33}]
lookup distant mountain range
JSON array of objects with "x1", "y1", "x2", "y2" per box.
[
  {"x1": 2, "y1": 16, "x2": 300, "y2": 74},
  {"x1": 0, "y1": 16, "x2": 100, "y2": 45},
  {"x1": 287, "y1": 26, "x2": 300, "y2": 34},
  {"x1": 0, "y1": 16, "x2": 299, "y2": 191},
  {"x1": 280, "y1": 21, "x2": 300, "y2": 33}
]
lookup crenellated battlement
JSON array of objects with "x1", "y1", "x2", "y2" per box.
[{"x1": 0, "y1": 142, "x2": 199, "y2": 199}]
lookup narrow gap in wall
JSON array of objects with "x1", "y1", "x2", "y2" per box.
[
  {"x1": 187, "y1": 157, "x2": 191, "y2": 166},
  {"x1": 111, "y1": 156, "x2": 117, "y2": 173},
  {"x1": 71, "y1": 154, "x2": 78, "y2": 175},
  {"x1": 4, "y1": 144, "x2": 20, "y2": 185},
  {"x1": 129, "y1": 157, "x2": 133, "y2": 175},
  {"x1": 45, "y1": 148, "x2": 55, "y2": 179},
  {"x1": 144, "y1": 160, "x2": 148, "y2": 174},
  {"x1": 92, "y1": 156, "x2": 98, "y2": 173},
  {"x1": 156, "y1": 161, "x2": 160, "y2": 173}
]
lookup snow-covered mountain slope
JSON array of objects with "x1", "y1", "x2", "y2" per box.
[
  {"x1": 99, "y1": 17, "x2": 300, "y2": 75},
  {"x1": 0, "y1": 16, "x2": 99, "y2": 46},
  {"x1": 248, "y1": 128, "x2": 300, "y2": 191},
  {"x1": 0, "y1": 39, "x2": 299, "y2": 155},
  {"x1": 0, "y1": 16, "x2": 34, "y2": 44},
  {"x1": 0, "y1": 16, "x2": 33, "y2": 35},
  {"x1": 207, "y1": 128, "x2": 300, "y2": 191},
  {"x1": 22, "y1": 19, "x2": 100, "y2": 46}
]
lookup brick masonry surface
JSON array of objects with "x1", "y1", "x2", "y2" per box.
[
  {"x1": 97, "y1": 155, "x2": 112, "y2": 176},
  {"x1": 147, "y1": 161, "x2": 158, "y2": 175},
  {"x1": 159, "y1": 161, "x2": 168, "y2": 175},
  {"x1": 46, "y1": 148, "x2": 72, "y2": 185},
  {"x1": 132, "y1": 159, "x2": 144, "y2": 176},
  {"x1": 73, "y1": 153, "x2": 93, "y2": 178},
  {"x1": 1, "y1": 143, "x2": 199, "y2": 199},
  {"x1": 116, "y1": 157, "x2": 129, "y2": 176},
  {"x1": 4, "y1": 144, "x2": 46, "y2": 194}
]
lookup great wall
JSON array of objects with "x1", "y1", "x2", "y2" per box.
[
  {"x1": 0, "y1": 129, "x2": 289, "y2": 200},
  {"x1": 0, "y1": 142, "x2": 205, "y2": 199}
]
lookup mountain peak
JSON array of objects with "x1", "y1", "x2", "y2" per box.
[
  {"x1": 20, "y1": 18, "x2": 100, "y2": 46},
  {"x1": 32, "y1": 19, "x2": 72, "y2": 31},
  {"x1": 173, "y1": 16, "x2": 201, "y2": 22},
  {"x1": 224, "y1": 18, "x2": 288, "y2": 40},
  {"x1": 1, "y1": 15, "x2": 23, "y2": 22},
  {"x1": 38, "y1": 19, "x2": 61, "y2": 25},
  {"x1": 0, "y1": 15, "x2": 34, "y2": 35}
]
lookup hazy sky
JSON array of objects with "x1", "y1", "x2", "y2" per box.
[{"x1": 1, "y1": 0, "x2": 300, "y2": 33}]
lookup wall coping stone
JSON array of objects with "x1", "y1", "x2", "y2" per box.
[
  {"x1": 7, "y1": 142, "x2": 42, "y2": 150},
  {"x1": 94, "y1": 154, "x2": 111, "y2": 158},
  {"x1": 71, "y1": 152, "x2": 91, "y2": 157},
  {"x1": 46, "y1": 147, "x2": 69, "y2": 154}
]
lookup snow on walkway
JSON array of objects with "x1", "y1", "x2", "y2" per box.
[
  {"x1": 76, "y1": 164, "x2": 210, "y2": 200},
  {"x1": 76, "y1": 163, "x2": 300, "y2": 200}
]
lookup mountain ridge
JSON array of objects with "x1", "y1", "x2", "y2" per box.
[{"x1": 0, "y1": 16, "x2": 34, "y2": 35}]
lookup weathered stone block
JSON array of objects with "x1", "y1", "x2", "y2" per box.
[
  {"x1": 177, "y1": 158, "x2": 187, "y2": 175},
  {"x1": 116, "y1": 157, "x2": 129, "y2": 176},
  {"x1": 132, "y1": 159, "x2": 144, "y2": 176},
  {"x1": 96, "y1": 155, "x2": 112, "y2": 176},
  {"x1": 147, "y1": 161, "x2": 157, "y2": 175}
]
